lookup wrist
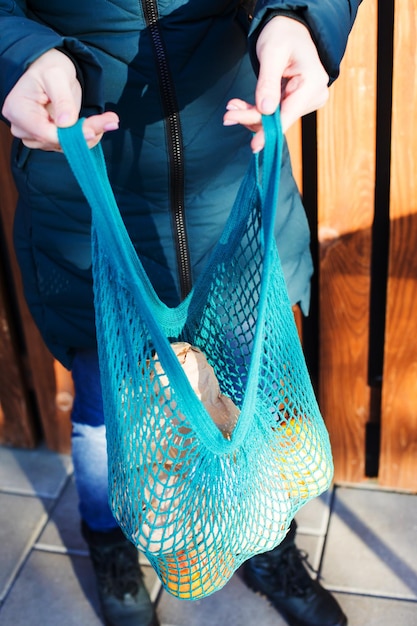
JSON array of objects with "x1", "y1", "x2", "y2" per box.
[{"x1": 248, "y1": 10, "x2": 311, "y2": 76}]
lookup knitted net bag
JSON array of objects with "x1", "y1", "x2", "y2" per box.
[{"x1": 59, "y1": 111, "x2": 333, "y2": 600}]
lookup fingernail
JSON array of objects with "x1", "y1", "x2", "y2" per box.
[
  {"x1": 260, "y1": 98, "x2": 276, "y2": 114},
  {"x1": 223, "y1": 119, "x2": 238, "y2": 126},
  {"x1": 104, "y1": 121, "x2": 119, "y2": 131},
  {"x1": 226, "y1": 103, "x2": 239, "y2": 111},
  {"x1": 57, "y1": 113, "x2": 70, "y2": 126}
]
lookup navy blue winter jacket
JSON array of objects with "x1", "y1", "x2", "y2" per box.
[{"x1": 0, "y1": 0, "x2": 361, "y2": 368}]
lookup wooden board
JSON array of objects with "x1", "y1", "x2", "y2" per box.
[
  {"x1": 286, "y1": 120, "x2": 303, "y2": 194},
  {"x1": 0, "y1": 125, "x2": 38, "y2": 447},
  {"x1": 0, "y1": 122, "x2": 72, "y2": 452},
  {"x1": 0, "y1": 264, "x2": 37, "y2": 447},
  {"x1": 379, "y1": 0, "x2": 417, "y2": 491},
  {"x1": 316, "y1": 0, "x2": 377, "y2": 483}
]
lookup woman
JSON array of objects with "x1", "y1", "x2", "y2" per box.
[{"x1": 0, "y1": 2, "x2": 361, "y2": 625}]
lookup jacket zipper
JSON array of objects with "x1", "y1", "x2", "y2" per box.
[{"x1": 141, "y1": 0, "x2": 192, "y2": 300}]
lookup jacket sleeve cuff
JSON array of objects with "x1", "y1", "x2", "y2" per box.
[
  {"x1": 0, "y1": 18, "x2": 103, "y2": 121},
  {"x1": 54, "y1": 39, "x2": 104, "y2": 115},
  {"x1": 247, "y1": 1, "x2": 361, "y2": 85}
]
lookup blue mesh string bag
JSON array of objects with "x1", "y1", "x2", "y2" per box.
[{"x1": 58, "y1": 111, "x2": 333, "y2": 601}]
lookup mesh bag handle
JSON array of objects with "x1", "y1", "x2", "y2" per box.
[
  {"x1": 58, "y1": 112, "x2": 333, "y2": 600},
  {"x1": 58, "y1": 114, "x2": 282, "y2": 452}
]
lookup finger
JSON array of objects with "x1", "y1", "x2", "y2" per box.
[
  {"x1": 225, "y1": 98, "x2": 253, "y2": 112},
  {"x1": 16, "y1": 111, "x2": 119, "y2": 152},
  {"x1": 255, "y1": 45, "x2": 287, "y2": 115},
  {"x1": 223, "y1": 106, "x2": 262, "y2": 129},
  {"x1": 279, "y1": 80, "x2": 329, "y2": 133},
  {"x1": 250, "y1": 128, "x2": 266, "y2": 154},
  {"x1": 10, "y1": 104, "x2": 64, "y2": 151},
  {"x1": 43, "y1": 68, "x2": 82, "y2": 128},
  {"x1": 81, "y1": 112, "x2": 120, "y2": 147}
]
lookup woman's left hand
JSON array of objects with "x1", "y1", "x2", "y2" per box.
[{"x1": 223, "y1": 16, "x2": 329, "y2": 152}]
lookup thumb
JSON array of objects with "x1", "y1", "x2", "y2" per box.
[
  {"x1": 43, "y1": 70, "x2": 82, "y2": 128},
  {"x1": 54, "y1": 106, "x2": 80, "y2": 128},
  {"x1": 49, "y1": 93, "x2": 81, "y2": 129},
  {"x1": 255, "y1": 48, "x2": 285, "y2": 116}
]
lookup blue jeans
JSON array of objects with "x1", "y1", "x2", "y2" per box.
[{"x1": 71, "y1": 350, "x2": 118, "y2": 532}]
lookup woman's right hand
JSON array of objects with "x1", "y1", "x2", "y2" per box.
[{"x1": 2, "y1": 48, "x2": 119, "y2": 151}]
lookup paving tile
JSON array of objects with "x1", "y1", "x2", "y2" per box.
[
  {"x1": 295, "y1": 533, "x2": 324, "y2": 573},
  {"x1": 295, "y1": 489, "x2": 332, "y2": 535},
  {"x1": 321, "y1": 486, "x2": 417, "y2": 599},
  {"x1": 157, "y1": 571, "x2": 287, "y2": 626},
  {"x1": 0, "y1": 445, "x2": 72, "y2": 498},
  {"x1": 333, "y1": 592, "x2": 417, "y2": 626},
  {"x1": 36, "y1": 476, "x2": 87, "y2": 554},
  {"x1": 0, "y1": 492, "x2": 52, "y2": 602},
  {"x1": 0, "y1": 551, "x2": 102, "y2": 625}
]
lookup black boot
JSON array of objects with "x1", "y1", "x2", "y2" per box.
[
  {"x1": 243, "y1": 520, "x2": 347, "y2": 626},
  {"x1": 81, "y1": 522, "x2": 159, "y2": 626}
]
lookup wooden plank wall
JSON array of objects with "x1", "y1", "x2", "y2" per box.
[
  {"x1": 0, "y1": 123, "x2": 73, "y2": 453},
  {"x1": 0, "y1": 260, "x2": 36, "y2": 447},
  {"x1": 0, "y1": 126, "x2": 39, "y2": 448},
  {"x1": 288, "y1": 0, "x2": 417, "y2": 492},
  {"x1": 290, "y1": 1, "x2": 378, "y2": 484},
  {"x1": 316, "y1": 0, "x2": 377, "y2": 484},
  {"x1": 379, "y1": 0, "x2": 417, "y2": 490}
]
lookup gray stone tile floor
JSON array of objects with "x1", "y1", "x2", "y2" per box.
[{"x1": 0, "y1": 443, "x2": 416, "y2": 626}]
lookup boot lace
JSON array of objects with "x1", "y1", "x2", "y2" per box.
[{"x1": 268, "y1": 545, "x2": 318, "y2": 597}]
